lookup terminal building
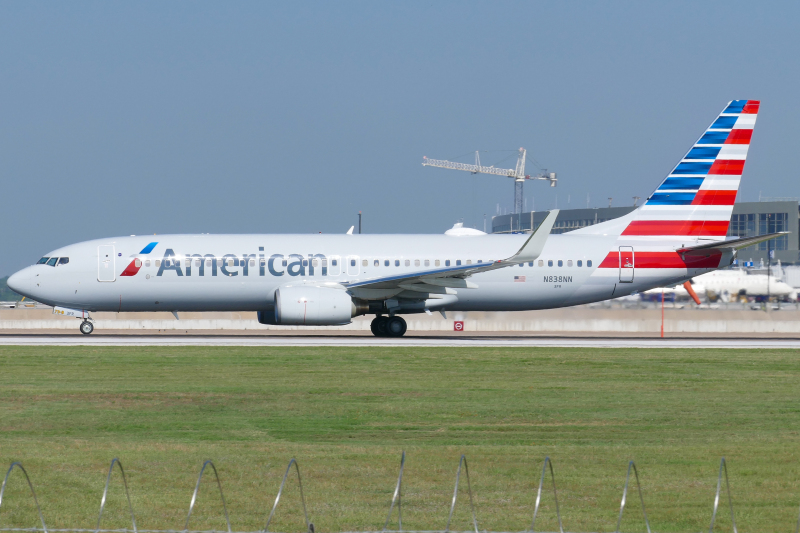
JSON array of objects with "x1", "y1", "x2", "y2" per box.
[{"x1": 491, "y1": 199, "x2": 800, "y2": 265}]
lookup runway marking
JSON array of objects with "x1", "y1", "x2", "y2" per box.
[{"x1": 1, "y1": 335, "x2": 800, "y2": 348}]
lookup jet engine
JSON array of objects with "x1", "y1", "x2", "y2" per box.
[{"x1": 263, "y1": 286, "x2": 367, "y2": 326}]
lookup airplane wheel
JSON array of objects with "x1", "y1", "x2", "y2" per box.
[
  {"x1": 386, "y1": 316, "x2": 407, "y2": 337},
  {"x1": 371, "y1": 316, "x2": 389, "y2": 337},
  {"x1": 79, "y1": 320, "x2": 94, "y2": 335}
]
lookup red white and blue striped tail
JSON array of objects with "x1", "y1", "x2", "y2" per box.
[{"x1": 623, "y1": 100, "x2": 759, "y2": 238}]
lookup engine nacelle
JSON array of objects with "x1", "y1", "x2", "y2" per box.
[{"x1": 272, "y1": 286, "x2": 366, "y2": 326}]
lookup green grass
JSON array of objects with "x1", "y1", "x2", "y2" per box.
[{"x1": 0, "y1": 346, "x2": 799, "y2": 532}]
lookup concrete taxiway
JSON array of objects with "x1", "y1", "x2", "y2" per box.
[{"x1": 1, "y1": 334, "x2": 799, "y2": 348}]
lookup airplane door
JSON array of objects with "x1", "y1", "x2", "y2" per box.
[
  {"x1": 329, "y1": 256, "x2": 341, "y2": 276},
  {"x1": 347, "y1": 255, "x2": 360, "y2": 276},
  {"x1": 98, "y1": 245, "x2": 116, "y2": 282},
  {"x1": 619, "y1": 246, "x2": 634, "y2": 283}
]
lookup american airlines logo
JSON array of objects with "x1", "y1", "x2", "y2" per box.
[{"x1": 121, "y1": 244, "x2": 332, "y2": 278}]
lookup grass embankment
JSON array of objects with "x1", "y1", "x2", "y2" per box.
[{"x1": 0, "y1": 347, "x2": 798, "y2": 532}]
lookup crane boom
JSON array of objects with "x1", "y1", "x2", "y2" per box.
[
  {"x1": 422, "y1": 157, "x2": 522, "y2": 178},
  {"x1": 422, "y1": 147, "x2": 527, "y2": 179},
  {"x1": 422, "y1": 147, "x2": 557, "y2": 216}
]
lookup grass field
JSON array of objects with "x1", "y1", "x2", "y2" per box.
[{"x1": 1, "y1": 346, "x2": 799, "y2": 532}]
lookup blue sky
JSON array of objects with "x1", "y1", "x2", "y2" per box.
[{"x1": 1, "y1": 1, "x2": 798, "y2": 275}]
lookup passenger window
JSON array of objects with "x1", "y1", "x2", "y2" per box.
[
  {"x1": 405, "y1": 259, "x2": 410, "y2": 266},
  {"x1": 415, "y1": 259, "x2": 420, "y2": 266},
  {"x1": 184, "y1": 259, "x2": 190, "y2": 267},
  {"x1": 567, "y1": 260, "x2": 573, "y2": 267},
  {"x1": 577, "y1": 260, "x2": 582, "y2": 267},
  {"x1": 395, "y1": 259, "x2": 400, "y2": 267},
  {"x1": 146, "y1": 260, "x2": 152, "y2": 267},
  {"x1": 58, "y1": 257, "x2": 69, "y2": 265},
  {"x1": 528, "y1": 262, "x2": 533, "y2": 267},
  {"x1": 435, "y1": 260, "x2": 440, "y2": 266},
  {"x1": 374, "y1": 259, "x2": 380, "y2": 267},
  {"x1": 538, "y1": 260, "x2": 543, "y2": 266},
  {"x1": 195, "y1": 259, "x2": 201, "y2": 267},
  {"x1": 155, "y1": 260, "x2": 161, "y2": 267},
  {"x1": 250, "y1": 259, "x2": 256, "y2": 267},
  {"x1": 322, "y1": 259, "x2": 328, "y2": 267},
  {"x1": 228, "y1": 259, "x2": 235, "y2": 267},
  {"x1": 466, "y1": 260, "x2": 472, "y2": 265},
  {"x1": 478, "y1": 260, "x2": 482, "y2": 263},
  {"x1": 362, "y1": 259, "x2": 368, "y2": 267},
  {"x1": 302, "y1": 259, "x2": 308, "y2": 267},
  {"x1": 547, "y1": 260, "x2": 553, "y2": 267},
  {"x1": 587, "y1": 260, "x2": 593, "y2": 267},
  {"x1": 282, "y1": 259, "x2": 288, "y2": 267},
  {"x1": 519, "y1": 263, "x2": 524, "y2": 267},
  {"x1": 205, "y1": 260, "x2": 210, "y2": 267},
  {"x1": 350, "y1": 259, "x2": 356, "y2": 267},
  {"x1": 425, "y1": 260, "x2": 430, "y2": 266},
  {"x1": 446, "y1": 260, "x2": 451, "y2": 266},
  {"x1": 37, "y1": 257, "x2": 49, "y2": 264},
  {"x1": 456, "y1": 260, "x2": 461, "y2": 266},
  {"x1": 332, "y1": 259, "x2": 338, "y2": 266},
  {"x1": 558, "y1": 260, "x2": 563, "y2": 267},
  {"x1": 385, "y1": 259, "x2": 390, "y2": 267},
  {"x1": 46, "y1": 257, "x2": 58, "y2": 266}
]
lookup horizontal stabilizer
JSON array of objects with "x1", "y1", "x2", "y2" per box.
[{"x1": 678, "y1": 232, "x2": 787, "y2": 256}]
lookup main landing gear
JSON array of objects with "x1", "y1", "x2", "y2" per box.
[
  {"x1": 370, "y1": 315, "x2": 407, "y2": 337},
  {"x1": 79, "y1": 320, "x2": 94, "y2": 335}
]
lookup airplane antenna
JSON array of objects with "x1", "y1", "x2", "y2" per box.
[{"x1": 422, "y1": 148, "x2": 557, "y2": 215}]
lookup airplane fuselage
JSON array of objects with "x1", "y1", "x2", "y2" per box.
[{"x1": 10, "y1": 232, "x2": 712, "y2": 314}]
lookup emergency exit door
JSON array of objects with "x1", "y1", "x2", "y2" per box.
[
  {"x1": 98, "y1": 245, "x2": 116, "y2": 282},
  {"x1": 347, "y1": 255, "x2": 360, "y2": 276},
  {"x1": 619, "y1": 246, "x2": 634, "y2": 283}
]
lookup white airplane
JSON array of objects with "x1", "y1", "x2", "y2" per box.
[
  {"x1": 7, "y1": 100, "x2": 785, "y2": 336},
  {"x1": 688, "y1": 269, "x2": 796, "y2": 302}
]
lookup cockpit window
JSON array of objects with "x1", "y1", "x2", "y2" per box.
[
  {"x1": 58, "y1": 257, "x2": 69, "y2": 265},
  {"x1": 37, "y1": 257, "x2": 49, "y2": 264},
  {"x1": 46, "y1": 257, "x2": 58, "y2": 266}
]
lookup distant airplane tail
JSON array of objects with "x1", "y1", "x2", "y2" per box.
[{"x1": 624, "y1": 100, "x2": 759, "y2": 239}]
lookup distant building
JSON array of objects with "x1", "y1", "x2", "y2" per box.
[{"x1": 491, "y1": 200, "x2": 800, "y2": 264}]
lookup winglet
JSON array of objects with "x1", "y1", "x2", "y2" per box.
[
  {"x1": 508, "y1": 209, "x2": 559, "y2": 263},
  {"x1": 346, "y1": 226, "x2": 354, "y2": 235}
]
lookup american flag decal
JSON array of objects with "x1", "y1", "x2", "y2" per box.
[{"x1": 514, "y1": 276, "x2": 526, "y2": 282}]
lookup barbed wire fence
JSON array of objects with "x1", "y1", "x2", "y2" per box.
[{"x1": 0, "y1": 455, "x2": 787, "y2": 533}]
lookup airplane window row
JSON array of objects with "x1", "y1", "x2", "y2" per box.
[
  {"x1": 37, "y1": 257, "x2": 69, "y2": 266},
  {"x1": 127, "y1": 256, "x2": 592, "y2": 270},
  {"x1": 537, "y1": 259, "x2": 592, "y2": 267},
  {"x1": 362, "y1": 259, "x2": 477, "y2": 268}
]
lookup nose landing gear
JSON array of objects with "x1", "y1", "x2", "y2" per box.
[
  {"x1": 370, "y1": 315, "x2": 407, "y2": 337},
  {"x1": 79, "y1": 320, "x2": 94, "y2": 335}
]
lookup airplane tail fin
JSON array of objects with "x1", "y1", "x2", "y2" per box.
[{"x1": 622, "y1": 100, "x2": 759, "y2": 239}]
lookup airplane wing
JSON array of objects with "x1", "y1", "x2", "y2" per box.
[
  {"x1": 678, "y1": 232, "x2": 788, "y2": 256},
  {"x1": 344, "y1": 210, "x2": 558, "y2": 298}
]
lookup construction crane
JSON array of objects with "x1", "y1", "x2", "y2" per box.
[{"x1": 422, "y1": 148, "x2": 557, "y2": 214}]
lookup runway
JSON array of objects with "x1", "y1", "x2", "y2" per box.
[{"x1": 2, "y1": 334, "x2": 800, "y2": 348}]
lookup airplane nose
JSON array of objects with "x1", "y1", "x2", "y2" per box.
[{"x1": 6, "y1": 268, "x2": 30, "y2": 296}]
